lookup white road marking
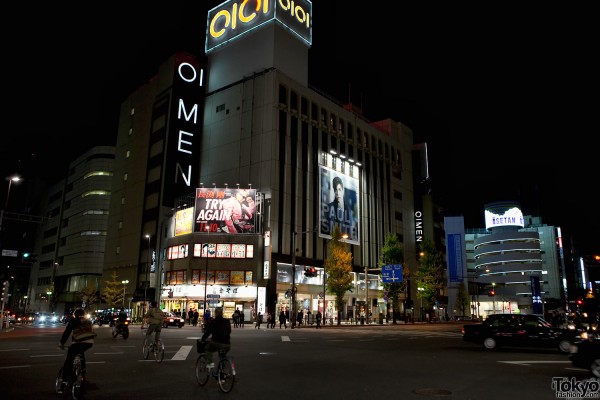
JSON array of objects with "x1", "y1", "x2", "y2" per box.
[
  {"x1": 499, "y1": 361, "x2": 571, "y2": 366},
  {"x1": 282, "y1": 336, "x2": 290, "y2": 341},
  {"x1": 172, "y1": 345, "x2": 192, "y2": 361}
]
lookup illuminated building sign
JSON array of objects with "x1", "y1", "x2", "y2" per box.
[
  {"x1": 195, "y1": 188, "x2": 257, "y2": 234},
  {"x1": 484, "y1": 201, "x2": 524, "y2": 230},
  {"x1": 206, "y1": 0, "x2": 312, "y2": 53},
  {"x1": 163, "y1": 53, "x2": 206, "y2": 206}
]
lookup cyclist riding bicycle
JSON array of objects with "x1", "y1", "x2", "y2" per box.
[
  {"x1": 58, "y1": 308, "x2": 95, "y2": 394},
  {"x1": 199, "y1": 307, "x2": 231, "y2": 369},
  {"x1": 143, "y1": 300, "x2": 165, "y2": 344}
]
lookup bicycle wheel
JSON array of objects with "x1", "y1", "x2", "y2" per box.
[
  {"x1": 142, "y1": 338, "x2": 150, "y2": 360},
  {"x1": 55, "y1": 367, "x2": 65, "y2": 394},
  {"x1": 71, "y1": 376, "x2": 84, "y2": 400},
  {"x1": 155, "y1": 340, "x2": 164, "y2": 363},
  {"x1": 217, "y1": 358, "x2": 235, "y2": 393},
  {"x1": 195, "y1": 354, "x2": 210, "y2": 386}
]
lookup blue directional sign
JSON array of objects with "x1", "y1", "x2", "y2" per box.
[{"x1": 381, "y1": 264, "x2": 403, "y2": 283}]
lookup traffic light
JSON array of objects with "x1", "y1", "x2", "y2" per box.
[
  {"x1": 21, "y1": 252, "x2": 37, "y2": 264},
  {"x1": 488, "y1": 290, "x2": 495, "y2": 297},
  {"x1": 576, "y1": 299, "x2": 584, "y2": 306},
  {"x1": 284, "y1": 289, "x2": 291, "y2": 298},
  {"x1": 304, "y1": 267, "x2": 317, "y2": 277},
  {"x1": 1, "y1": 280, "x2": 9, "y2": 303}
]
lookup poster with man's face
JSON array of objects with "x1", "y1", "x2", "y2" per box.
[{"x1": 319, "y1": 166, "x2": 360, "y2": 244}]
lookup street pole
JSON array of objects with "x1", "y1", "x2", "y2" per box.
[
  {"x1": 145, "y1": 234, "x2": 150, "y2": 315},
  {"x1": 121, "y1": 280, "x2": 129, "y2": 309},
  {"x1": 365, "y1": 265, "x2": 368, "y2": 324},
  {"x1": 204, "y1": 226, "x2": 210, "y2": 314},
  {"x1": 290, "y1": 228, "x2": 316, "y2": 329},
  {"x1": 0, "y1": 175, "x2": 21, "y2": 233},
  {"x1": 291, "y1": 231, "x2": 297, "y2": 328}
]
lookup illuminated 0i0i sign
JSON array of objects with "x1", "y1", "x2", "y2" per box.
[{"x1": 206, "y1": 0, "x2": 313, "y2": 53}]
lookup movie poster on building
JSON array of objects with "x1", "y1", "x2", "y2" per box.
[
  {"x1": 319, "y1": 166, "x2": 360, "y2": 244},
  {"x1": 195, "y1": 188, "x2": 257, "y2": 234}
]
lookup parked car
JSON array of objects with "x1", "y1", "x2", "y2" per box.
[
  {"x1": 461, "y1": 313, "x2": 588, "y2": 353},
  {"x1": 569, "y1": 338, "x2": 600, "y2": 377},
  {"x1": 163, "y1": 311, "x2": 184, "y2": 328}
]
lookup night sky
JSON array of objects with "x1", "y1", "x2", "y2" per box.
[{"x1": 3, "y1": 1, "x2": 598, "y2": 255}]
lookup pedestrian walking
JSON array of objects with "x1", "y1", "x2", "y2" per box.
[
  {"x1": 316, "y1": 310, "x2": 322, "y2": 329},
  {"x1": 297, "y1": 309, "x2": 303, "y2": 328},
  {"x1": 239, "y1": 309, "x2": 245, "y2": 327},
  {"x1": 188, "y1": 308, "x2": 194, "y2": 325},
  {"x1": 279, "y1": 310, "x2": 287, "y2": 329},
  {"x1": 233, "y1": 308, "x2": 240, "y2": 328},
  {"x1": 255, "y1": 312, "x2": 263, "y2": 329},
  {"x1": 192, "y1": 309, "x2": 199, "y2": 327}
]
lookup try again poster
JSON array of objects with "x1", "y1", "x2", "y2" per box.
[
  {"x1": 319, "y1": 166, "x2": 360, "y2": 244},
  {"x1": 195, "y1": 188, "x2": 257, "y2": 234}
]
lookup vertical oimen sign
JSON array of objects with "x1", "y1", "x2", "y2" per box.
[{"x1": 162, "y1": 53, "x2": 206, "y2": 207}]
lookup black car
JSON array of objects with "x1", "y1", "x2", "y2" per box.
[
  {"x1": 462, "y1": 313, "x2": 585, "y2": 353},
  {"x1": 569, "y1": 338, "x2": 600, "y2": 377}
]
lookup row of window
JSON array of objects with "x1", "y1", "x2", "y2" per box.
[
  {"x1": 278, "y1": 84, "x2": 402, "y2": 167},
  {"x1": 166, "y1": 243, "x2": 254, "y2": 260},
  {"x1": 165, "y1": 269, "x2": 253, "y2": 286}
]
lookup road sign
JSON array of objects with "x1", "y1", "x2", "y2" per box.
[
  {"x1": 381, "y1": 264, "x2": 403, "y2": 283},
  {"x1": 1, "y1": 250, "x2": 18, "y2": 257}
]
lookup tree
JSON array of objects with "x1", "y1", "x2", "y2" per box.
[
  {"x1": 102, "y1": 271, "x2": 124, "y2": 309},
  {"x1": 455, "y1": 281, "x2": 470, "y2": 318},
  {"x1": 77, "y1": 284, "x2": 99, "y2": 313},
  {"x1": 415, "y1": 238, "x2": 445, "y2": 321},
  {"x1": 380, "y1": 233, "x2": 407, "y2": 324},
  {"x1": 323, "y1": 225, "x2": 354, "y2": 325}
]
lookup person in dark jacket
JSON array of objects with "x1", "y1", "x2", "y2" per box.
[
  {"x1": 200, "y1": 307, "x2": 231, "y2": 368},
  {"x1": 279, "y1": 310, "x2": 288, "y2": 329},
  {"x1": 58, "y1": 308, "x2": 94, "y2": 393}
]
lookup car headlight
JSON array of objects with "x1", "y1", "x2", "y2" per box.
[
  {"x1": 51, "y1": 315, "x2": 58, "y2": 322},
  {"x1": 39, "y1": 315, "x2": 47, "y2": 322}
]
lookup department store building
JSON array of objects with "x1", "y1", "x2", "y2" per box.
[{"x1": 101, "y1": 0, "x2": 419, "y2": 323}]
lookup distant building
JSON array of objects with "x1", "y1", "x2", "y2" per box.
[{"x1": 29, "y1": 146, "x2": 114, "y2": 313}]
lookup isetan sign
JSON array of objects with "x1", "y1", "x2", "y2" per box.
[
  {"x1": 484, "y1": 201, "x2": 525, "y2": 230},
  {"x1": 206, "y1": 0, "x2": 312, "y2": 52}
]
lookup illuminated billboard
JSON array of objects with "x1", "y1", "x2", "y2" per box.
[
  {"x1": 484, "y1": 201, "x2": 524, "y2": 230},
  {"x1": 195, "y1": 188, "x2": 257, "y2": 234},
  {"x1": 174, "y1": 207, "x2": 194, "y2": 236},
  {"x1": 206, "y1": 0, "x2": 312, "y2": 53},
  {"x1": 319, "y1": 166, "x2": 360, "y2": 244}
]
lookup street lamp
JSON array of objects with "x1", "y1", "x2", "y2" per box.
[
  {"x1": 121, "y1": 280, "x2": 129, "y2": 309},
  {"x1": 0, "y1": 175, "x2": 21, "y2": 234},
  {"x1": 144, "y1": 234, "x2": 151, "y2": 315},
  {"x1": 203, "y1": 225, "x2": 210, "y2": 315}
]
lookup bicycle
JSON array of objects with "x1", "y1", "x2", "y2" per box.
[
  {"x1": 55, "y1": 346, "x2": 86, "y2": 399},
  {"x1": 195, "y1": 340, "x2": 236, "y2": 393},
  {"x1": 141, "y1": 325, "x2": 164, "y2": 363}
]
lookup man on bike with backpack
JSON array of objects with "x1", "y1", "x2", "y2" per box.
[
  {"x1": 143, "y1": 300, "x2": 165, "y2": 344},
  {"x1": 200, "y1": 307, "x2": 231, "y2": 369},
  {"x1": 58, "y1": 308, "x2": 95, "y2": 394}
]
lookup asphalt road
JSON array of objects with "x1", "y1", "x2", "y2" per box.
[{"x1": 0, "y1": 321, "x2": 595, "y2": 399}]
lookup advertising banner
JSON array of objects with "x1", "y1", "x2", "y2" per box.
[
  {"x1": 319, "y1": 166, "x2": 359, "y2": 244},
  {"x1": 195, "y1": 188, "x2": 257, "y2": 234}
]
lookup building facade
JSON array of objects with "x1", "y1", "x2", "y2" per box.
[{"x1": 29, "y1": 146, "x2": 115, "y2": 313}]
